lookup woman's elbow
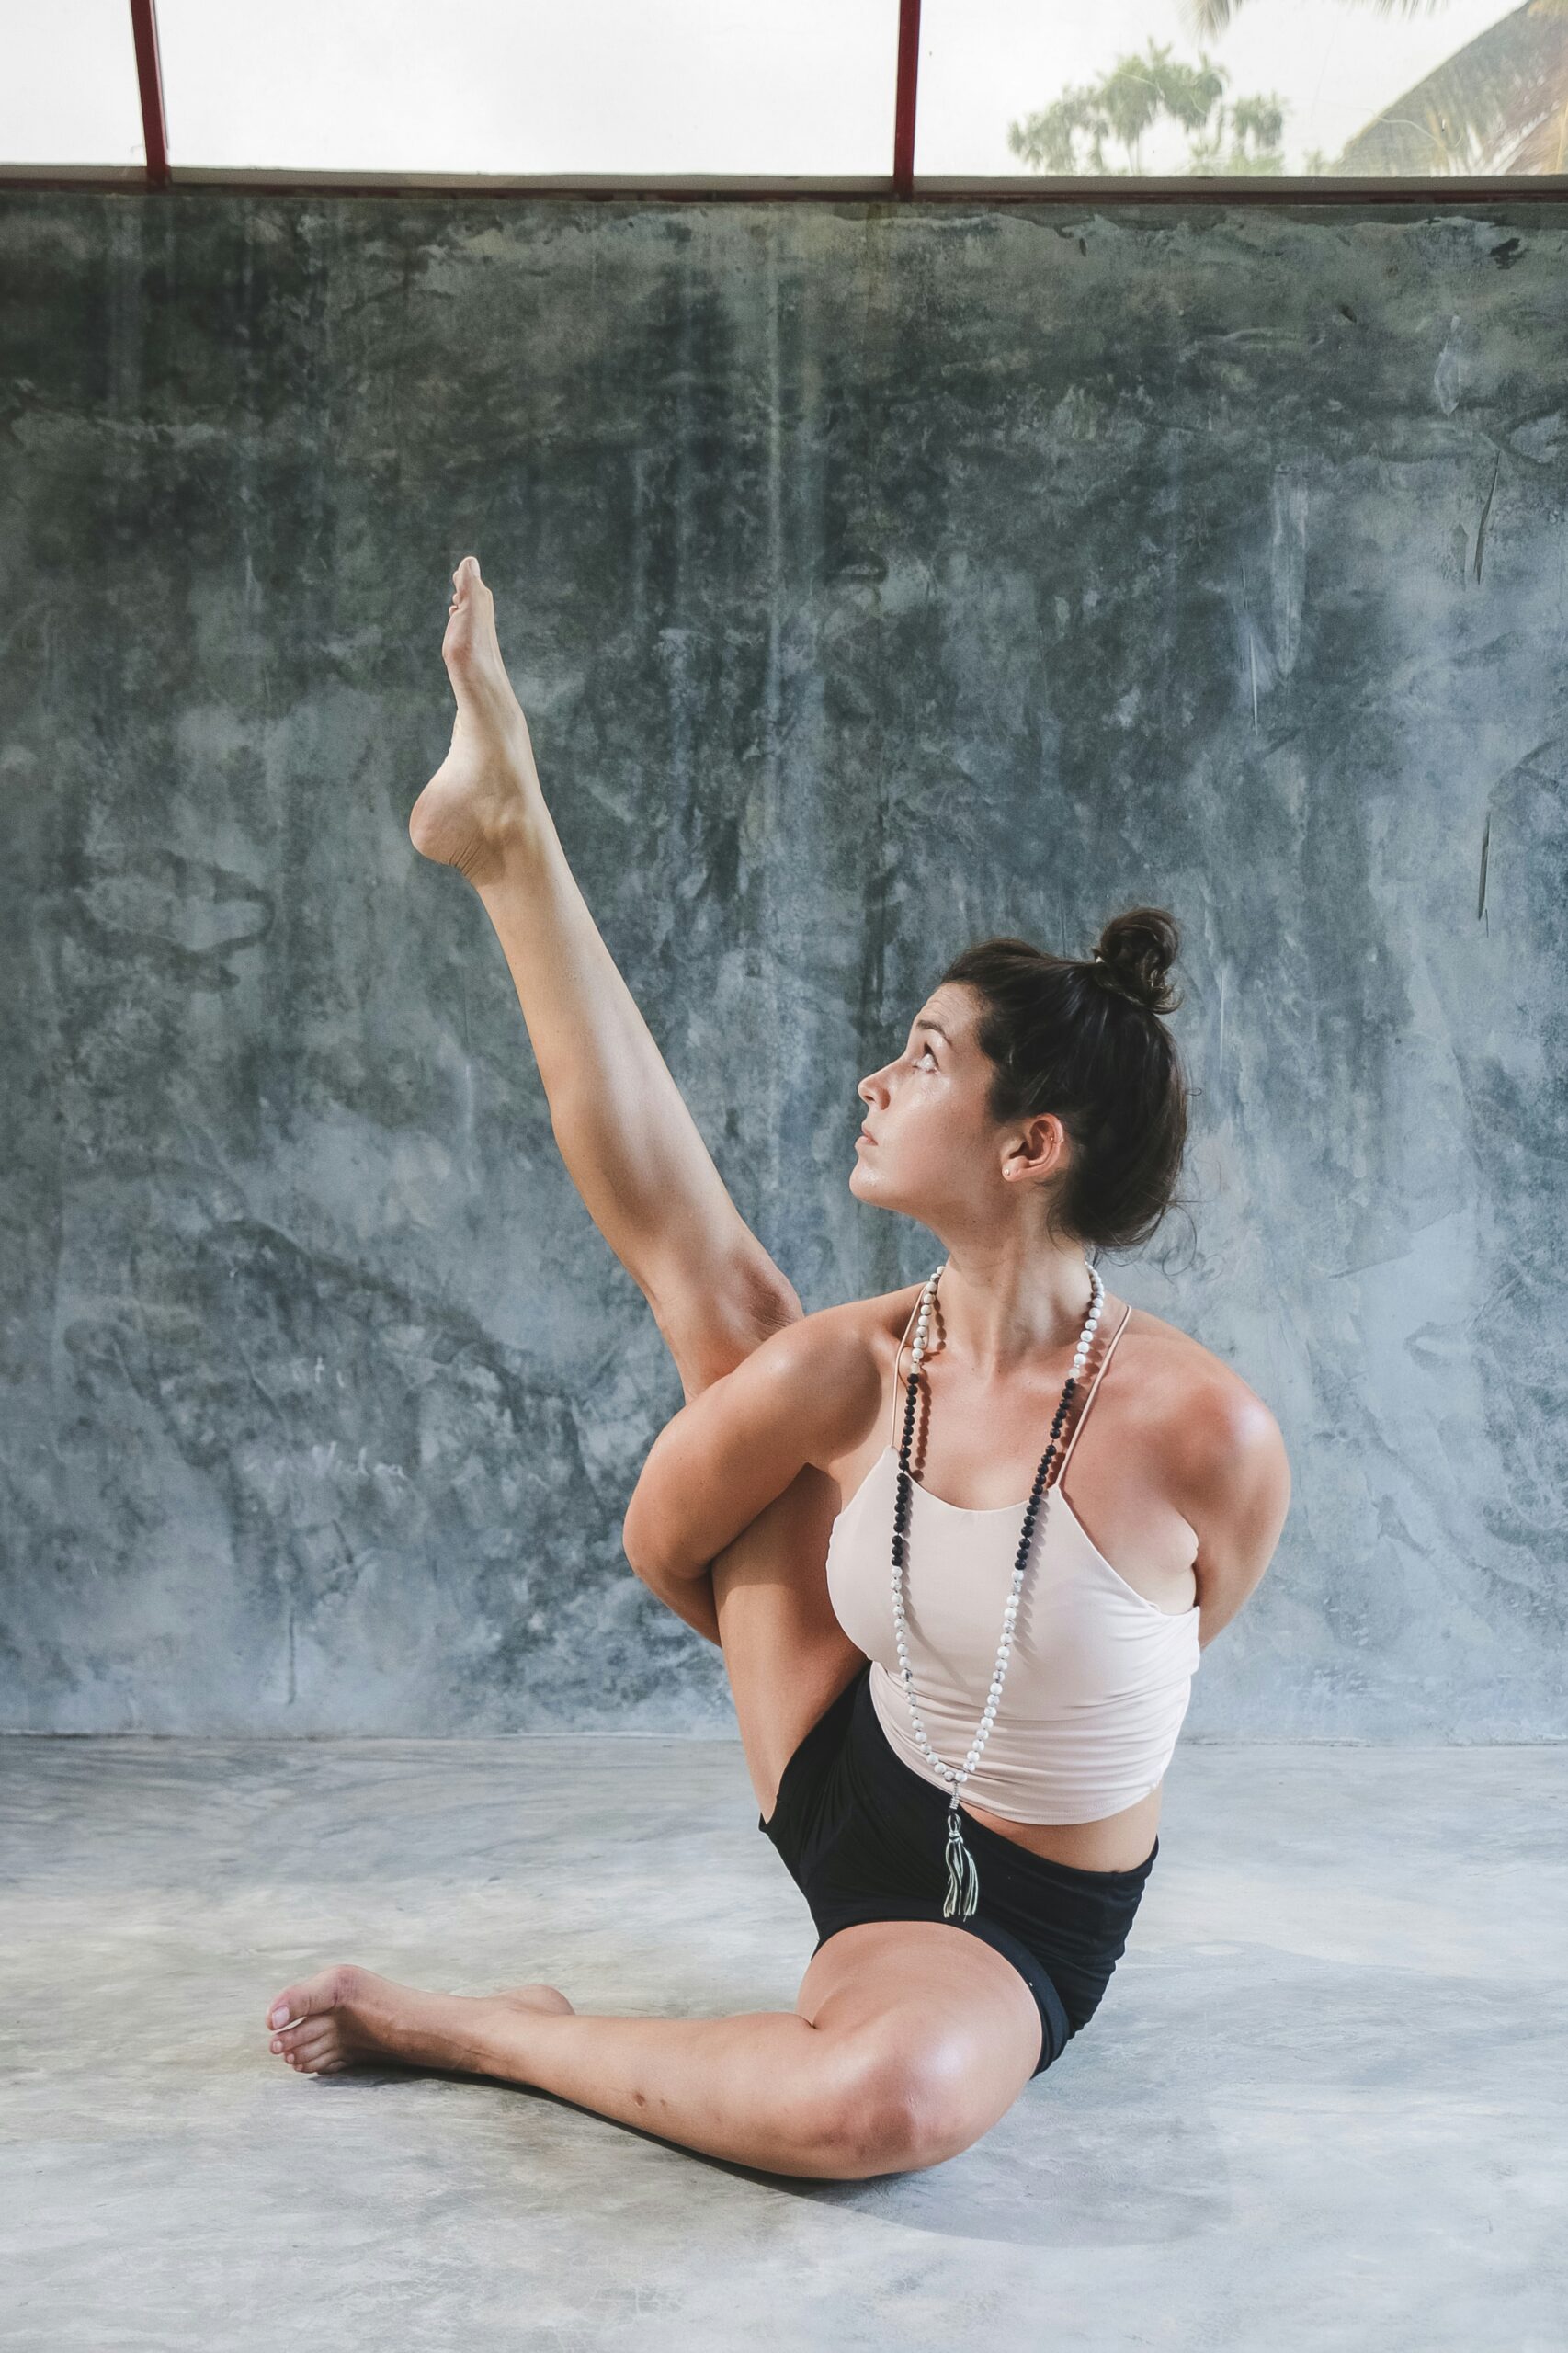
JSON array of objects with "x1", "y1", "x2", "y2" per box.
[
  {"x1": 620, "y1": 1475, "x2": 703, "y2": 1586},
  {"x1": 619, "y1": 1487, "x2": 660, "y2": 1582}
]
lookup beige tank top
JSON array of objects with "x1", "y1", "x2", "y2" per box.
[{"x1": 826, "y1": 1291, "x2": 1202, "y2": 1826}]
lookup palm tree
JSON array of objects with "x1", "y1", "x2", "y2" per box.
[
  {"x1": 1007, "y1": 38, "x2": 1288, "y2": 174},
  {"x1": 1181, "y1": 0, "x2": 1568, "y2": 174}
]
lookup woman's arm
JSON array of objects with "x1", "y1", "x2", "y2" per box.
[
  {"x1": 1170, "y1": 1385, "x2": 1292, "y2": 1651},
  {"x1": 621, "y1": 1309, "x2": 875, "y2": 1588},
  {"x1": 633, "y1": 1562, "x2": 724, "y2": 1647}
]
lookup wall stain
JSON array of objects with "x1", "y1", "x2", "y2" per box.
[{"x1": 1473, "y1": 452, "x2": 1502, "y2": 585}]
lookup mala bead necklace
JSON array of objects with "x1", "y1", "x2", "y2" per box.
[{"x1": 891, "y1": 1256, "x2": 1108, "y2": 1921}]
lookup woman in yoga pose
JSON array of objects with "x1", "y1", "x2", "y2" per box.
[{"x1": 263, "y1": 555, "x2": 1290, "y2": 2179}]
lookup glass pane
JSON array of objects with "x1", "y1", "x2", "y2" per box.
[
  {"x1": 157, "y1": 0, "x2": 900, "y2": 175},
  {"x1": 919, "y1": 0, "x2": 1568, "y2": 179},
  {"x1": 0, "y1": 0, "x2": 143, "y2": 165}
]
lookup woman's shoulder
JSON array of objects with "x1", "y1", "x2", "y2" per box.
[
  {"x1": 798, "y1": 1281, "x2": 926, "y2": 1358},
  {"x1": 1121, "y1": 1302, "x2": 1291, "y2": 1625},
  {"x1": 773, "y1": 1284, "x2": 926, "y2": 1409},
  {"x1": 1121, "y1": 1299, "x2": 1290, "y2": 1540},
  {"x1": 1121, "y1": 1297, "x2": 1278, "y2": 1425}
]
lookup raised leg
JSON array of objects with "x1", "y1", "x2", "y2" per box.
[
  {"x1": 410, "y1": 555, "x2": 801, "y2": 1402},
  {"x1": 410, "y1": 556, "x2": 865, "y2": 1812}
]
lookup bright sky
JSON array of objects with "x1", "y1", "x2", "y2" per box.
[{"x1": 6, "y1": 0, "x2": 1540, "y2": 176}]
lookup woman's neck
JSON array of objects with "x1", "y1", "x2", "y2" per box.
[{"x1": 929, "y1": 1246, "x2": 1100, "y2": 1378}]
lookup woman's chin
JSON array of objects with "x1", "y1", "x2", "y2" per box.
[{"x1": 849, "y1": 1158, "x2": 892, "y2": 1205}]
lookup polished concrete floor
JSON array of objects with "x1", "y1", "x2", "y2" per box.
[{"x1": 1, "y1": 1732, "x2": 1562, "y2": 2352}]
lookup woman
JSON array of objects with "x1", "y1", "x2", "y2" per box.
[{"x1": 264, "y1": 556, "x2": 1291, "y2": 2178}]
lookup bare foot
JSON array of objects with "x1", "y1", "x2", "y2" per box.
[
  {"x1": 408, "y1": 554, "x2": 546, "y2": 888},
  {"x1": 264, "y1": 1961, "x2": 575, "y2": 2078}
]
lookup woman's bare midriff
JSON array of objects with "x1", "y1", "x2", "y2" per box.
[
  {"x1": 824, "y1": 1281, "x2": 1202, "y2": 1877},
  {"x1": 958, "y1": 1782, "x2": 1165, "y2": 1875}
]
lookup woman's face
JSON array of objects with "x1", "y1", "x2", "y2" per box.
[
  {"x1": 851, "y1": 983, "x2": 1070, "y2": 1234},
  {"x1": 851, "y1": 983, "x2": 1016, "y2": 1228}
]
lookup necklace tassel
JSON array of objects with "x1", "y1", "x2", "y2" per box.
[{"x1": 943, "y1": 1801, "x2": 980, "y2": 1921}]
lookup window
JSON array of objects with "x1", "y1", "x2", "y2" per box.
[
  {"x1": 6, "y1": 0, "x2": 1565, "y2": 190},
  {"x1": 920, "y1": 0, "x2": 1568, "y2": 181}
]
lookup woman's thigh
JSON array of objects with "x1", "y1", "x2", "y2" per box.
[
  {"x1": 708, "y1": 1463, "x2": 869, "y2": 1825},
  {"x1": 796, "y1": 1918, "x2": 1044, "y2": 2164},
  {"x1": 651, "y1": 1248, "x2": 868, "y2": 1827}
]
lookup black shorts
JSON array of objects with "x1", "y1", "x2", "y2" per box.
[{"x1": 758, "y1": 1658, "x2": 1160, "y2": 2078}]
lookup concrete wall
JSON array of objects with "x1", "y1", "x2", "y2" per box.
[{"x1": 2, "y1": 191, "x2": 1562, "y2": 1736}]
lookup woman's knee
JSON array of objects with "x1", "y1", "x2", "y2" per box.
[{"x1": 810, "y1": 2031, "x2": 982, "y2": 2178}]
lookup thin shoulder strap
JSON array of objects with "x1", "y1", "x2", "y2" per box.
[
  {"x1": 1055, "y1": 1297, "x2": 1133, "y2": 1480},
  {"x1": 889, "y1": 1285, "x2": 928, "y2": 1449}
]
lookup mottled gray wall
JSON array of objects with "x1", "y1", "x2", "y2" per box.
[{"x1": 2, "y1": 192, "x2": 1563, "y2": 1737}]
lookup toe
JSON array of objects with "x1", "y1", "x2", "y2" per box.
[{"x1": 267, "y1": 1962, "x2": 351, "y2": 2035}]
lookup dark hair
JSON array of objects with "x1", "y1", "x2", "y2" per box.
[{"x1": 937, "y1": 907, "x2": 1191, "y2": 1256}]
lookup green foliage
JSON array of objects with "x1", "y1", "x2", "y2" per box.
[{"x1": 1007, "y1": 37, "x2": 1290, "y2": 176}]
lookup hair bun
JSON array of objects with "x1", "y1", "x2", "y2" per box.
[{"x1": 1089, "y1": 907, "x2": 1182, "y2": 1017}]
